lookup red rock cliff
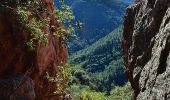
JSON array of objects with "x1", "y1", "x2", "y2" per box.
[{"x1": 0, "y1": 0, "x2": 68, "y2": 100}]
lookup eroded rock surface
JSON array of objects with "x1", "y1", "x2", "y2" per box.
[
  {"x1": 122, "y1": 0, "x2": 170, "y2": 99},
  {"x1": 0, "y1": 75, "x2": 35, "y2": 100},
  {"x1": 0, "y1": 0, "x2": 68, "y2": 100}
]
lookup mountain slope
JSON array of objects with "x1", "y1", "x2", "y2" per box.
[
  {"x1": 65, "y1": 0, "x2": 128, "y2": 53},
  {"x1": 69, "y1": 27, "x2": 127, "y2": 92}
]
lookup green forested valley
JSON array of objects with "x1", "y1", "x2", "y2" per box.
[
  {"x1": 55, "y1": 0, "x2": 133, "y2": 99},
  {"x1": 68, "y1": 27, "x2": 133, "y2": 99}
]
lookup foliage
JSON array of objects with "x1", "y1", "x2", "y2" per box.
[
  {"x1": 54, "y1": 0, "x2": 76, "y2": 41},
  {"x1": 70, "y1": 82, "x2": 133, "y2": 100},
  {"x1": 63, "y1": 64, "x2": 85, "y2": 84},
  {"x1": 66, "y1": 27, "x2": 132, "y2": 99},
  {"x1": 44, "y1": 64, "x2": 87, "y2": 95},
  {"x1": 56, "y1": 1, "x2": 75, "y2": 23},
  {"x1": 70, "y1": 84, "x2": 91, "y2": 100},
  {"x1": 2, "y1": 0, "x2": 76, "y2": 50},
  {"x1": 61, "y1": 1, "x2": 131, "y2": 99},
  {"x1": 45, "y1": 65, "x2": 70, "y2": 95},
  {"x1": 77, "y1": 91, "x2": 106, "y2": 100},
  {"x1": 108, "y1": 82, "x2": 133, "y2": 100},
  {"x1": 15, "y1": 0, "x2": 48, "y2": 50},
  {"x1": 69, "y1": 27, "x2": 127, "y2": 93},
  {"x1": 63, "y1": 64, "x2": 94, "y2": 99}
]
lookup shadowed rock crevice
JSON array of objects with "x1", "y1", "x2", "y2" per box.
[
  {"x1": 157, "y1": 37, "x2": 170, "y2": 75},
  {"x1": 0, "y1": 75, "x2": 35, "y2": 100},
  {"x1": 122, "y1": 0, "x2": 170, "y2": 99}
]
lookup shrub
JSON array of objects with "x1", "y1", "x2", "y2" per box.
[
  {"x1": 77, "y1": 91, "x2": 106, "y2": 100},
  {"x1": 108, "y1": 82, "x2": 133, "y2": 100}
]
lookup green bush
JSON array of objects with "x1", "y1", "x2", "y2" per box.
[
  {"x1": 16, "y1": 0, "x2": 48, "y2": 50},
  {"x1": 70, "y1": 84, "x2": 91, "y2": 100},
  {"x1": 108, "y1": 82, "x2": 133, "y2": 100},
  {"x1": 54, "y1": 0, "x2": 77, "y2": 41},
  {"x1": 70, "y1": 82, "x2": 133, "y2": 100},
  {"x1": 77, "y1": 91, "x2": 106, "y2": 100},
  {"x1": 2, "y1": 0, "x2": 76, "y2": 50}
]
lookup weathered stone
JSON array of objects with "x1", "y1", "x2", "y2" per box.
[
  {"x1": 0, "y1": 75, "x2": 35, "y2": 100},
  {"x1": 122, "y1": 0, "x2": 170, "y2": 99},
  {"x1": 0, "y1": 0, "x2": 68, "y2": 100}
]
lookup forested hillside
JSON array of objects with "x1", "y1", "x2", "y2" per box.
[
  {"x1": 69, "y1": 27, "x2": 127, "y2": 94},
  {"x1": 61, "y1": 0, "x2": 129, "y2": 53},
  {"x1": 55, "y1": 0, "x2": 133, "y2": 99}
]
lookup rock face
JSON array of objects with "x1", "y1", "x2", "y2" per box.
[
  {"x1": 0, "y1": 75, "x2": 35, "y2": 100},
  {"x1": 0, "y1": 0, "x2": 68, "y2": 100},
  {"x1": 122, "y1": 0, "x2": 170, "y2": 99}
]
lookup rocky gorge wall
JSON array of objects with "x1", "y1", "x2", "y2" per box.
[
  {"x1": 122, "y1": 0, "x2": 170, "y2": 99},
  {"x1": 0, "y1": 0, "x2": 68, "y2": 100}
]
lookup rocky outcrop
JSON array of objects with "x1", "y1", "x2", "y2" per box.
[
  {"x1": 0, "y1": 0, "x2": 68, "y2": 100},
  {"x1": 0, "y1": 75, "x2": 35, "y2": 100},
  {"x1": 122, "y1": 0, "x2": 170, "y2": 99}
]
